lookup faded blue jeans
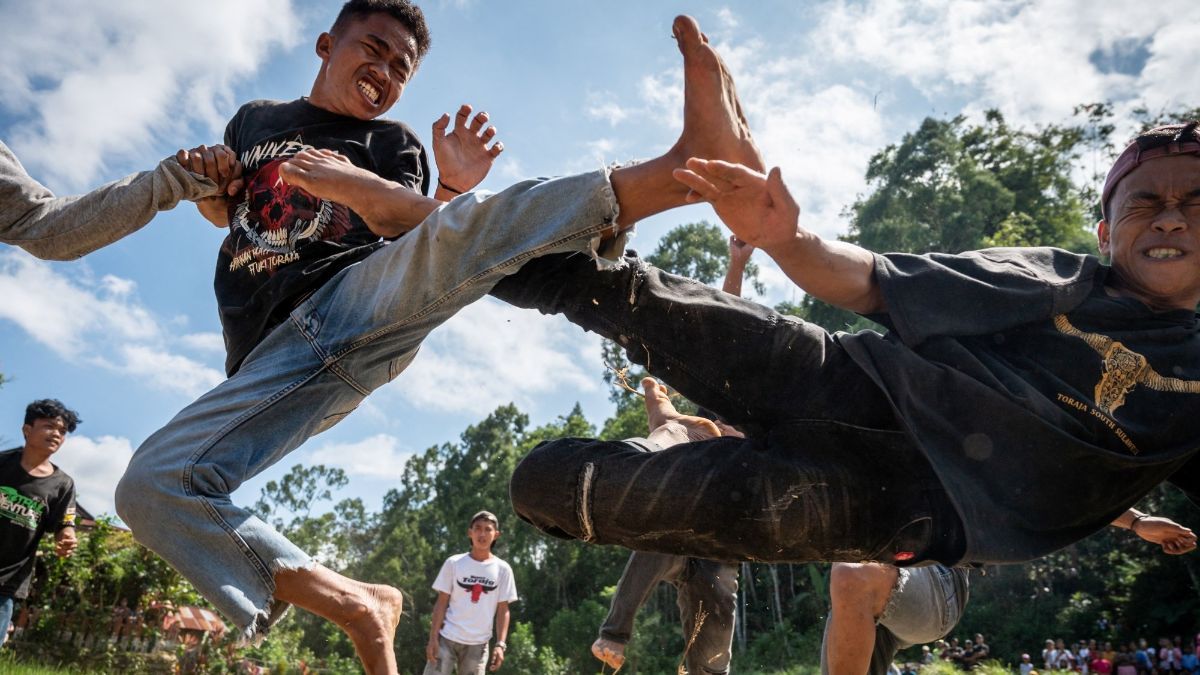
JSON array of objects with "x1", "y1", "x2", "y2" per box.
[
  {"x1": 115, "y1": 170, "x2": 620, "y2": 640},
  {"x1": 0, "y1": 595, "x2": 13, "y2": 647}
]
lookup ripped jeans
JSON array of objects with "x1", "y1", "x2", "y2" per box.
[
  {"x1": 491, "y1": 251, "x2": 964, "y2": 565},
  {"x1": 115, "y1": 170, "x2": 622, "y2": 640}
]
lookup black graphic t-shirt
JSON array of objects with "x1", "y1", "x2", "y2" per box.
[
  {"x1": 0, "y1": 449, "x2": 75, "y2": 599},
  {"x1": 216, "y1": 98, "x2": 430, "y2": 375},
  {"x1": 839, "y1": 248, "x2": 1200, "y2": 563}
]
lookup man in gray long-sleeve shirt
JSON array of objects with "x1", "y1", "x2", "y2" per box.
[{"x1": 0, "y1": 140, "x2": 219, "y2": 260}]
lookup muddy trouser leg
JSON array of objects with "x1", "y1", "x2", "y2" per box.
[
  {"x1": 491, "y1": 251, "x2": 896, "y2": 430},
  {"x1": 499, "y1": 254, "x2": 954, "y2": 562},
  {"x1": 599, "y1": 551, "x2": 685, "y2": 644},
  {"x1": 678, "y1": 559, "x2": 739, "y2": 675}
]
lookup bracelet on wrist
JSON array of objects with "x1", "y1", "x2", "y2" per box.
[
  {"x1": 1130, "y1": 513, "x2": 1150, "y2": 530},
  {"x1": 438, "y1": 178, "x2": 464, "y2": 195},
  {"x1": 495, "y1": 641, "x2": 506, "y2": 650}
]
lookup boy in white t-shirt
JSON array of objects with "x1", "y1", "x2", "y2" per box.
[{"x1": 424, "y1": 511, "x2": 518, "y2": 674}]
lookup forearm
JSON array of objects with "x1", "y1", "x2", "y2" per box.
[
  {"x1": 495, "y1": 605, "x2": 510, "y2": 643},
  {"x1": 428, "y1": 597, "x2": 448, "y2": 641},
  {"x1": 1111, "y1": 508, "x2": 1144, "y2": 530},
  {"x1": 338, "y1": 173, "x2": 440, "y2": 238},
  {"x1": 722, "y1": 262, "x2": 744, "y2": 296},
  {"x1": 764, "y1": 230, "x2": 883, "y2": 314},
  {"x1": 2, "y1": 152, "x2": 218, "y2": 260}
]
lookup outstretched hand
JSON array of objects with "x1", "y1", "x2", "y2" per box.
[
  {"x1": 674, "y1": 159, "x2": 800, "y2": 252},
  {"x1": 432, "y1": 104, "x2": 504, "y2": 195},
  {"x1": 1134, "y1": 516, "x2": 1197, "y2": 555}
]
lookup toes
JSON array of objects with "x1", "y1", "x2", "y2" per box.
[{"x1": 672, "y1": 15, "x2": 702, "y2": 47}]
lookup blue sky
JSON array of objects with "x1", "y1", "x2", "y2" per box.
[{"x1": 1, "y1": 0, "x2": 1197, "y2": 519}]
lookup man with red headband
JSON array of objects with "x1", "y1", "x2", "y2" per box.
[{"x1": 492, "y1": 122, "x2": 1200, "y2": 571}]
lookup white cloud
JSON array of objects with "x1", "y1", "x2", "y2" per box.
[
  {"x1": 55, "y1": 434, "x2": 135, "y2": 518},
  {"x1": 383, "y1": 299, "x2": 603, "y2": 416},
  {"x1": 307, "y1": 433, "x2": 415, "y2": 479},
  {"x1": 814, "y1": 0, "x2": 1200, "y2": 130},
  {"x1": 0, "y1": 251, "x2": 224, "y2": 397},
  {"x1": 0, "y1": 0, "x2": 301, "y2": 192},
  {"x1": 117, "y1": 344, "x2": 224, "y2": 398},
  {"x1": 587, "y1": 93, "x2": 630, "y2": 126},
  {"x1": 0, "y1": 253, "x2": 158, "y2": 356},
  {"x1": 716, "y1": 7, "x2": 740, "y2": 30},
  {"x1": 179, "y1": 332, "x2": 226, "y2": 354}
]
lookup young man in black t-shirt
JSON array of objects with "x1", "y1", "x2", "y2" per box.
[
  {"x1": 0, "y1": 399, "x2": 80, "y2": 646},
  {"x1": 492, "y1": 124, "x2": 1200, "y2": 572},
  {"x1": 114, "y1": 3, "x2": 763, "y2": 671}
]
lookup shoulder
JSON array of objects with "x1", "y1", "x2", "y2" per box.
[{"x1": 369, "y1": 118, "x2": 426, "y2": 154}]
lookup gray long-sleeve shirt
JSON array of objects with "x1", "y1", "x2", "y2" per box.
[{"x1": 0, "y1": 140, "x2": 218, "y2": 260}]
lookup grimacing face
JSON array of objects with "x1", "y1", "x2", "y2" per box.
[
  {"x1": 1099, "y1": 153, "x2": 1200, "y2": 312},
  {"x1": 310, "y1": 12, "x2": 419, "y2": 120}
]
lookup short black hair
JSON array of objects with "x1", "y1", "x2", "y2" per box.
[
  {"x1": 331, "y1": 0, "x2": 432, "y2": 64},
  {"x1": 24, "y1": 399, "x2": 81, "y2": 433}
]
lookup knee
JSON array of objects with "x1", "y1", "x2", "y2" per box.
[
  {"x1": 115, "y1": 446, "x2": 183, "y2": 532},
  {"x1": 510, "y1": 438, "x2": 613, "y2": 540},
  {"x1": 829, "y1": 562, "x2": 896, "y2": 613}
]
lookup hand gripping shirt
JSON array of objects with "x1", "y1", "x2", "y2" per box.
[
  {"x1": 214, "y1": 98, "x2": 430, "y2": 375},
  {"x1": 838, "y1": 247, "x2": 1200, "y2": 563}
]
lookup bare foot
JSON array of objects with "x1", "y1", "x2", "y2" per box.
[
  {"x1": 341, "y1": 582, "x2": 404, "y2": 675},
  {"x1": 274, "y1": 565, "x2": 403, "y2": 675},
  {"x1": 642, "y1": 378, "x2": 721, "y2": 447},
  {"x1": 592, "y1": 637, "x2": 627, "y2": 671},
  {"x1": 668, "y1": 15, "x2": 762, "y2": 173},
  {"x1": 611, "y1": 15, "x2": 763, "y2": 226}
]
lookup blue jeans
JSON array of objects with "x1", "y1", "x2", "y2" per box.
[
  {"x1": 819, "y1": 565, "x2": 970, "y2": 675},
  {"x1": 0, "y1": 595, "x2": 13, "y2": 647},
  {"x1": 115, "y1": 170, "x2": 621, "y2": 640}
]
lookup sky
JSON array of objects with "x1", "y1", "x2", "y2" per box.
[{"x1": 1, "y1": 0, "x2": 1198, "y2": 520}]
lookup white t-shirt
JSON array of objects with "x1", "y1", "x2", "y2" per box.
[{"x1": 432, "y1": 552, "x2": 519, "y2": 645}]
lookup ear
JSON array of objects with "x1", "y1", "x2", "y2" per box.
[
  {"x1": 1096, "y1": 219, "x2": 1111, "y2": 257},
  {"x1": 315, "y1": 32, "x2": 334, "y2": 61},
  {"x1": 21, "y1": 424, "x2": 31, "y2": 439}
]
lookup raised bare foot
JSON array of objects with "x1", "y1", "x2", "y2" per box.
[
  {"x1": 341, "y1": 582, "x2": 404, "y2": 675},
  {"x1": 642, "y1": 378, "x2": 721, "y2": 447},
  {"x1": 669, "y1": 15, "x2": 763, "y2": 173},
  {"x1": 610, "y1": 15, "x2": 763, "y2": 227},
  {"x1": 592, "y1": 636, "x2": 627, "y2": 671}
]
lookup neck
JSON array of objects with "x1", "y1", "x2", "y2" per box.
[
  {"x1": 469, "y1": 548, "x2": 492, "y2": 562},
  {"x1": 20, "y1": 446, "x2": 53, "y2": 475}
]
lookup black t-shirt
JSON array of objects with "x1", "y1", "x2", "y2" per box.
[
  {"x1": 216, "y1": 98, "x2": 430, "y2": 375},
  {"x1": 839, "y1": 247, "x2": 1200, "y2": 563},
  {"x1": 0, "y1": 449, "x2": 75, "y2": 599}
]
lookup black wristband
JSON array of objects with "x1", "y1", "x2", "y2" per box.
[
  {"x1": 1130, "y1": 513, "x2": 1150, "y2": 530},
  {"x1": 438, "y1": 178, "x2": 464, "y2": 195}
]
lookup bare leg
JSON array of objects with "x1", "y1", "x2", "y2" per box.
[
  {"x1": 823, "y1": 563, "x2": 897, "y2": 675},
  {"x1": 592, "y1": 637, "x2": 627, "y2": 671},
  {"x1": 274, "y1": 565, "x2": 404, "y2": 675},
  {"x1": 610, "y1": 15, "x2": 763, "y2": 227}
]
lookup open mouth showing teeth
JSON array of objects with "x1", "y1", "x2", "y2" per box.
[
  {"x1": 1145, "y1": 248, "x2": 1184, "y2": 259},
  {"x1": 357, "y1": 79, "x2": 380, "y2": 105}
]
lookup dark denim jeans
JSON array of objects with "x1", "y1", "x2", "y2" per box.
[
  {"x1": 492, "y1": 251, "x2": 962, "y2": 564},
  {"x1": 600, "y1": 551, "x2": 738, "y2": 674}
]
